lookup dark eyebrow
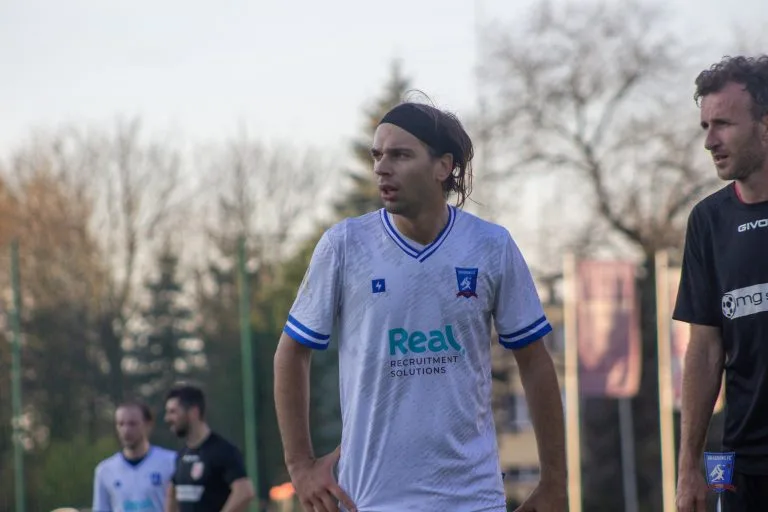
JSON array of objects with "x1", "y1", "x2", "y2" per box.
[
  {"x1": 701, "y1": 117, "x2": 731, "y2": 129},
  {"x1": 370, "y1": 146, "x2": 415, "y2": 156}
]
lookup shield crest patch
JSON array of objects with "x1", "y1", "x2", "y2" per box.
[{"x1": 190, "y1": 461, "x2": 204, "y2": 480}]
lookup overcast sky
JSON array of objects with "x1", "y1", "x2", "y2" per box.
[
  {"x1": 2, "y1": 0, "x2": 766, "y2": 266},
  {"x1": 3, "y1": 0, "x2": 765, "y2": 156}
]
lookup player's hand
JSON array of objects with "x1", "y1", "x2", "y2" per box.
[
  {"x1": 676, "y1": 469, "x2": 708, "y2": 512},
  {"x1": 289, "y1": 445, "x2": 357, "y2": 512},
  {"x1": 513, "y1": 478, "x2": 567, "y2": 512}
]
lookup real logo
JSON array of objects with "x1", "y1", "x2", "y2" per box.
[
  {"x1": 388, "y1": 325, "x2": 463, "y2": 355},
  {"x1": 124, "y1": 498, "x2": 153, "y2": 511}
]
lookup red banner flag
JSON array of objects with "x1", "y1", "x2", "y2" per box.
[
  {"x1": 576, "y1": 260, "x2": 641, "y2": 398},
  {"x1": 666, "y1": 266, "x2": 724, "y2": 413}
]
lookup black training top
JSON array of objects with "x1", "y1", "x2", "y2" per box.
[
  {"x1": 674, "y1": 182, "x2": 768, "y2": 474},
  {"x1": 172, "y1": 432, "x2": 248, "y2": 510}
]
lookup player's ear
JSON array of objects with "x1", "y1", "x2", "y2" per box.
[{"x1": 435, "y1": 152, "x2": 453, "y2": 183}]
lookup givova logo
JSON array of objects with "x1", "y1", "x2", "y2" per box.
[
  {"x1": 388, "y1": 325, "x2": 463, "y2": 355},
  {"x1": 738, "y1": 218, "x2": 768, "y2": 232},
  {"x1": 722, "y1": 283, "x2": 768, "y2": 319}
]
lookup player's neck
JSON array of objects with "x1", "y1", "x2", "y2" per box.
[
  {"x1": 123, "y1": 440, "x2": 150, "y2": 460},
  {"x1": 185, "y1": 422, "x2": 211, "y2": 449},
  {"x1": 392, "y1": 201, "x2": 449, "y2": 246},
  {"x1": 736, "y1": 167, "x2": 768, "y2": 203}
]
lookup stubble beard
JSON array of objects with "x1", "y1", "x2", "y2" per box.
[{"x1": 721, "y1": 129, "x2": 768, "y2": 181}]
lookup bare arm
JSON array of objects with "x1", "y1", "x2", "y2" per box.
[
  {"x1": 678, "y1": 324, "x2": 724, "y2": 473},
  {"x1": 274, "y1": 332, "x2": 315, "y2": 471},
  {"x1": 514, "y1": 339, "x2": 567, "y2": 485},
  {"x1": 220, "y1": 478, "x2": 256, "y2": 512},
  {"x1": 164, "y1": 483, "x2": 177, "y2": 512}
]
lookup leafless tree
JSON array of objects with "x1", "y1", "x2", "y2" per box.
[
  {"x1": 478, "y1": 1, "x2": 721, "y2": 509},
  {"x1": 480, "y1": 0, "x2": 716, "y2": 259},
  {"x1": 0, "y1": 133, "x2": 112, "y2": 443},
  {"x1": 202, "y1": 132, "x2": 333, "y2": 267}
]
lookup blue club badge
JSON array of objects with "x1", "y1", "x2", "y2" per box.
[
  {"x1": 455, "y1": 267, "x2": 478, "y2": 298},
  {"x1": 704, "y1": 452, "x2": 736, "y2": 493}
]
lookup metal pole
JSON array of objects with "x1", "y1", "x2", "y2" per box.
[
  {"x1": 562, "y1": 253, "x2": 582, "y2": 512},
  {"x1": 10, "y1": 239, "x2": 26, "y2": 512},
  {"x1": 618, "y1": 398, "x2": 639, "y2": 512},
  {"x1": 655, "y1": 250, "x2": 678, "y2": 512},
  {"x1": 238, "y1": 236, "x2": 260, "y2": 511}
]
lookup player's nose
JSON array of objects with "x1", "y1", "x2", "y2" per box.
[
  {"x1": 373, "y1": 158, "x2": 392, "y2": 176},
  {"x1": 704, "y1": 130, "x2": 720, "y2": 151}
]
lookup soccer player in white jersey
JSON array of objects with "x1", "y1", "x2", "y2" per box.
[
  {"x1": 274, "y1": 101, "x2": 567, "y2": 512},
  {"x1": 92, "y1": 400, "x2": 177, "y2": 512}
]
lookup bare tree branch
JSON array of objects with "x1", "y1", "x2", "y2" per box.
[
  {"x1": 204, "y1": 134, "x2": 332, "y2": 267},
  {"x1": 480, "y1": 0, "x2": 714, "y2": 256}
]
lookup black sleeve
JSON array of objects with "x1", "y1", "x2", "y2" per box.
[
  {"x1": 673, "y1": 206, "x2": 721, "y2": 327},
  {"x1": 220, "y1": 442, "x2": 248, "y2": 485}
]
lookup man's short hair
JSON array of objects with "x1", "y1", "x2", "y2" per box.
[
  {"x1": 165, "y1": 383, "x2": 206, "y2": 418},
  {"x1": 118, "y1": 399, "x2": 154, "y2": 423},
  {"x1": 694, "y1": 55, "x2": 768, "y2": 120}
]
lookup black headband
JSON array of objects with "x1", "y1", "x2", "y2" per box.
[{"x1": 378, "y1": 103, "x2": 451, "y2": 156}]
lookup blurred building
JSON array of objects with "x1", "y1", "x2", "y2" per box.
[{"x1": 492, "y1": 299, "x2": 565, "y2": 505}]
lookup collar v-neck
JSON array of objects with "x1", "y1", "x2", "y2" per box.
[{"x1": 380, "y1": 206, "x2": 456, "y2": 263}]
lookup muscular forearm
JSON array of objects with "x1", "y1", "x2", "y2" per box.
[
  {"x1": 517, "y1": 344, "x2": 567, "y2": 483},
  {"x1": 220, "y1": 486, "x2": 254, "y2": 512},
  {"x1": 679, "y1": 336, "x2": 724, "y2": 471},
  {"x1": 274, "y1": 335, "x2": 315, "y2": 469}
]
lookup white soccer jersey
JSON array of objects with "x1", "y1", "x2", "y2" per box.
[
  {"x1": 92, "y1": 446, "x2": 177, "y2": 512},
  {"x1": 284, "y1": 206, "x2": 552, "y2": 512}
]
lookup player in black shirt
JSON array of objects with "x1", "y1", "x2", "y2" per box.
[
  {"x1": 674, "y1": 55, "x2": 768, "y2": 512},
  {"x1": 163, "y1": 384, "x2": 255, "y2": 512}
]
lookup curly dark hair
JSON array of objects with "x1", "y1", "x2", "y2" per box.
[{"x1": 694, "y1": 55, "x2": 768, "y2": 120}]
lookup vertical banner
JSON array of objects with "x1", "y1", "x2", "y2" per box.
[
  {"x1": 667, "y1": 266, "x2": 687, "y2": 410},
  {"x1": 665, "y1": 266, "x2": 725, "y2": 413},
  {"x1": 576, "y1": 260, "x2": 642, "y2": 398}
]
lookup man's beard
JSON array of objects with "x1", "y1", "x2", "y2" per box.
[
  {"x1": 173, "y1": 425, "x2": 189, "y2": 438},
  {"x1": 723, "y1": 129, "x2": 767, "y2": 181}
]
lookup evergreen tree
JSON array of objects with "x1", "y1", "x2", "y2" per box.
[
  {"x1": 130, "y1": 243, "x2": 199, "y2": 418},
  {"x1": 333, "y1": 60, "x2": 412, "y2": 219}
]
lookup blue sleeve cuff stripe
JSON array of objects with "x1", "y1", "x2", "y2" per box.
[
  {"x1": 287, "y1": 314, "x2": 330, "y2": 341},
  {"x1": 500, "y1": 315, "x2": 547, "y2": 340},
  {"x1": 499, "y1": 322, "x2": 553, "y2": 349},
  {"x1": 283, "y1": 325, "x2": 329, "y2": 350}
]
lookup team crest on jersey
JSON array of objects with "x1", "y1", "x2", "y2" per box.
[
  {"x1": 150, "y1": 471, "x2": 162, "y2": 486},
  {"x1": 455, "y1": 267, "x2": 479, "y2": 298},
  {"x1": 704, "y1": 452, "x2": 736, "y2": 493},
  {"x1": 190, "y1": 461, "x2": 205, "y2": 480}
]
